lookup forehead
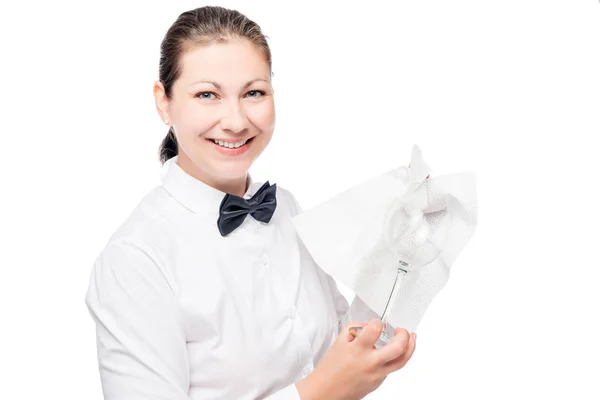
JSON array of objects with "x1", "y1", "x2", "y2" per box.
[{"x1": 177, "y1": 39, "x2": 270, "y2": 85}]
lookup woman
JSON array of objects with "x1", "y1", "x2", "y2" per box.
[{"x1": 85, "y1": 6, "x2": 416, "y2": 400}]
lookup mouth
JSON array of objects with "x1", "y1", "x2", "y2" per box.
[{"x1": 205, "y1": 135, "x2": 257, "y2": 156}]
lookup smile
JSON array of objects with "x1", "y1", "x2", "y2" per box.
[
  {"x1": 210, "y1": 137, "x2": 253, "y2": 148},
  {"x1": 206, "y1": 136, "x2": 256, "y2": 156}
]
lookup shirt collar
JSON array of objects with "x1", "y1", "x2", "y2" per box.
[{"x1": 160, "y1": 155, "x2": 263, "y2": 224}]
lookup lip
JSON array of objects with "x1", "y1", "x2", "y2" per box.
[
  {"x1": 207, "y1": 135, "x2": 255, "y2": 156},
  {"x1": 205, "y1": 136, "x2": 255, "y2": 143}
]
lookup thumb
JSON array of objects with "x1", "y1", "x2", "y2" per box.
[{"x1": 354, "y1": 318, "x2": 383, "y2": 348}]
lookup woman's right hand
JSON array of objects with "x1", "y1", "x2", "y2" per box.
[{"x1": 296, "y1": 318, "x2": 417, "y2": 400}]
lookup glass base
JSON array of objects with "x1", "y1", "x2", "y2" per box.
[
  {"x1": 375, "y1": 322, "x2": 395, "y2": 349},
  {"x1": 349, "y1": 322, "x2": 395, "y2": 349}
]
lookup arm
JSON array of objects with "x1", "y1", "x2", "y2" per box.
[
  {"x1": 85, "y1": 239, "x2": 190, "y2": 400},
  {"x1": 286, "y1": 190, "x2": 382, "y2": 335},
  {"x1": 319, "y1": 267, "x2": 381, "y2": 336},
  {"x1": 86, "y1": 239, "x2": 307, "y2": 400}
]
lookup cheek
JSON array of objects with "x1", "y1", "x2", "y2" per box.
[
  {"x1": 174, "y1": 104, "x2": 219, "y2": 140},
  {"x1": 250, "y1": 100, "x2": 275, "y2": 131}
]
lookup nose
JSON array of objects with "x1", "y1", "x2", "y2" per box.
[{"x1": 219, "y1": 99, "x2": 249, "y2": 135}]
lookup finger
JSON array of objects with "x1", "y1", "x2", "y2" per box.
[
  {"x1": 345, "y1": 321, "x2": 368, "y2": 342},
  {"x1": 382, "y1": 333, "x2": 415, "y2": 375},
  {"x1": 353, "y1": 318, "x2": 383, "y2": 349},
  {"x1": 348, "y1": 323, "x2": 378, "y2": 349},
  {"x1": 382, "y1": 332, "x2": 417, "y2": 374},
  {"x1": 371, "y1": 328, "x2": 411, "y2": 365},
  {"x1": 349, "y1": 329, "x2": 377, "y2": 350}
]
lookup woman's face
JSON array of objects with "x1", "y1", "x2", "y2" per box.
[{"x1": 154, "y1": 39, "x2": 275, "y2": 190}]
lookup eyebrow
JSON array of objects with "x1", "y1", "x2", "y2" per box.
[{"x1": 190, "y1": 78, "x2": 270, "y2": 90}]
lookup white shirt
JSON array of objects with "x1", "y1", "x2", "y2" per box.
[{"x1": 85, "y1": 155, "x2": 379, "y2": 400}]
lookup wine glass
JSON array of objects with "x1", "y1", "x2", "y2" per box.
[{"x1": 349, "y1": 174, "x2": 446, "y2": 348}]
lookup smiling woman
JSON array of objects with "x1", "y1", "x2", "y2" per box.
[
  {"x1": 153, "y1": 19, "x2": 276, "y2": 197},
  {"x1": 84, "y1": 5, "x2": 416, "y2": 400}
]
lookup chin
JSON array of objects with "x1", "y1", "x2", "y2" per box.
[{"x1": 213, "y1": 161, "x2": 252, "y2": 178}]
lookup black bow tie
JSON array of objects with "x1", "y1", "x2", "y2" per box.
[{"x1": 217, "y1": 181, "x2": 277, "y2": 236}]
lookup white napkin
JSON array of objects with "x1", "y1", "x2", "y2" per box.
[{"x1": 291, "y1": 144, "x2": 478, "y2": 333}]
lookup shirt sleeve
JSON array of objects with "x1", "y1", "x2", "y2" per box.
[
  {"x1": 262, "y1": 383, "x2": 302, "y2": 400},
  {"x1": 284, "y1": 189, "x2": 383, "y2": 336},
  {"x1": 85, "y1": 238, "x2": 190, "y2": 400},
  {"x1": 320, "y1": 269, "x2": 382, "y2": 335}
]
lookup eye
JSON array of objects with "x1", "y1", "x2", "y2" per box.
[
  {"x1": 195, "y1": 91, "x2": 217, "y2": 100},
  {"x1": 246, "y1": 90, "x2": 265, "y2": 98}
]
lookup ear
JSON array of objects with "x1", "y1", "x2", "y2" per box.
[{"x1": 153, "y1": 80, "x2": 171, "y2": 124}]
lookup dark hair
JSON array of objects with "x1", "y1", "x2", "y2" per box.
[{"x1": 157, "y1": 6, "x2": 273, "y2": 164}]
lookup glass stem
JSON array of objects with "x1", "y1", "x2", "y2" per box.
[{"x1": 380, "y1": 264, "x2": 408, "y2": 328}]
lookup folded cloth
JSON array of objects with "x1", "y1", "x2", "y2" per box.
[{"x1": 291, "y1": 144, "x2": 478, "y2": 333}]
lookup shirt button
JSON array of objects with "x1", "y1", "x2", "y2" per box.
[
  {"x1": 244, "y1": 218, "x2": 258, "y2": 233},
  {"x1": 287, "y1": 307, "x2": 296, "y2": 319},
  {"x1": 302, "y1": 365, "x2": 312, "y2": 377},
  {"x1": 261, "y1": 254, "x2": 269, "y2": 266}
]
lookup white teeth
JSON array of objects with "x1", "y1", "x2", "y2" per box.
[{"x1": 211, "y1": 138, "x2": 249, "y2": 148}]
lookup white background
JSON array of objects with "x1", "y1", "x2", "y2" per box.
[{"x1": 1, "y1": 0, "x2": 599, "y2": 398}]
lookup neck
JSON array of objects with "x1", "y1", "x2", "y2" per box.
[{"x1": 176, "y1": 157, "x2": 249, "y2": 197}]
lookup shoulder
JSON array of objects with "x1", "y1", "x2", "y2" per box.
[
  {"x1": 94, "y1": 185, "x2": 175, "y2": 265},
  {"x1": 102, "y1": 186, "x2": 159, "y2": 239},
  {"x1": 87, "y1": 187, "x2": 179, "y2": 299},
  {"x1": 274, "y1": 183, "x2": 303, "y2": 217}
]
